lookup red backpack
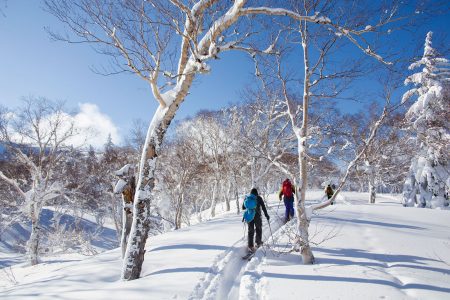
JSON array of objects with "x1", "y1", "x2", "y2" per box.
[{"x1": 282, "y1": 180, "x2": 293, "y2": 198}]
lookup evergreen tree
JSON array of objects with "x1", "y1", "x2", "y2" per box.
[
  {"x1": 103, "y1": 134, "x2": 118, "y2": 165},
  {"x1": 402, "y1": 32, "x2": 450, "y2": 208},
  {"x1": 86, "y1": 145, "x2": 98, "y2": 175}
]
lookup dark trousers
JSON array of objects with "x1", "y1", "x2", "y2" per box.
[
  {"x1": 327, "y1": 193, "x2": 334, "y2": 204},
  {"x1": 248, "y1": 215, "x2": 262, "y2": 248},
  {"x1": 284, "y1": 197, "x2": 294, "y2": 221}
]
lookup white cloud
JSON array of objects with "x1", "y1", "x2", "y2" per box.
[
  {"x1": 71, "y1": 103, "x2": 121, "y2": 148},
  {"x1": 3, "y1": 102, "x2": 121, "y2": 149}
]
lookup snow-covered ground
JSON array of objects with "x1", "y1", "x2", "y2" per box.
[
  {"x1": 0, "y1": 207, "x2": 118, "y2": 268},
  {"x1": 1, "y1": 191, "x2": 450, "y2": 299}
]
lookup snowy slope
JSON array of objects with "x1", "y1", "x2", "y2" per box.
[
  {"x1": 1, "y1": 192, "x2": 449, "y2": 299},
  {"x1": 0, "y1": 208, "x2": 119, "y2": 269}
]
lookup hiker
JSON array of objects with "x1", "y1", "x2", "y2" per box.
[
  {"x1": 242, "y1": 188, "x2": 270, "y2": 252},
  {"x1": 325, "y1": 184, "x2": 335, "y2": 204},
  {"x1": 278, "y1": 178, "x2": 295, "y2": 223}
]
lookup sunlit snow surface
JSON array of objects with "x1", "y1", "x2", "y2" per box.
[{"x1": 1, "y1": 191, "x2": 449, "y2": 299}]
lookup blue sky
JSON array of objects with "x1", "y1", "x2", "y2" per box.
[
  {"x1": 0, "y1": 1, "x2": 448, "y2": 145},
  {"x1": 0, "y1": 1, "x2": 255, "y2": 145}
]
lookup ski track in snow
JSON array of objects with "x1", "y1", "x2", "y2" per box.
[
  {"x1": 190, "y1": 196, "x2": 331, "y2": 300},
  {"x1": 238, "y1": 217, "x2": 294, "y2": 300},
  {"x1": 188, "y1": 202, "x2": 285, "y2": 300},
  {"x1": 188, "y1": 238, "x2": 244, "y2": 300},
  {"x1": 238, "y1": 255, "x2": 264, "y2": 300}
]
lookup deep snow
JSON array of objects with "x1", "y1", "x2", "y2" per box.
[
  {"x1": 0, "y1": 207, "x2": 118, "y2": 265},
  {"x1": 1, "y1": 191, "x2": 449, "y2": 299}
]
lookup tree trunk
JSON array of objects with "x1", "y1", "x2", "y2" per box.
[
  {"x1": 122, "y1": 77, "x2": 193, "y2": 280},
  {"x1": 110, "y1": 193, "x2": 122, "y2": 243},
  {"x1": 369, "y1": 180, "x2": 376, "y2": 204},
  {"x1": 28, "y1": 203, "x2": 40, "y2": 266},
  {"x1": 197, "y1": 196, "x2": 209, "y2": 222},
  {"x1": 225, "y1": 181, "x2": 231, "y2": 211},
  {"x1": 175, "y1": 193, "x2": 183, "y2": 229},
  {"x1": 121, "y1": 177, "x2": 135, "y2": 258},
  {"x1": 121, "y1": 208, "x2": 133, "y2": 258},
  {"x1": 295, "y1": 23, "x2": 315, "y2": 265},
  {"x1": 210, "y1": 180, "x2": 218, "y2": 218},
  {"x1": 251, "y1": 157, "x2": 257, "y2": 187},
  {"x1": 367, "y1": 163, "x2": 376, "y2": 204},
  {"x1": 235, "y1": 185, "x2": 240, "y2": 214}
]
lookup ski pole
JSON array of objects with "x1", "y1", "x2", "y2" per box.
[
  {"x1": 268, "y1": 221, "x2": 275, "y2": 248},
  {"x1": 276, "y1": 197, "x2": 285, "y2": 225}
]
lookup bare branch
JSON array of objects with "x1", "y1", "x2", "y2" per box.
[
  {"x1": 312, "y1": 101, "x2": 390, "y2": 211},
  {"x1": 0, "y1": 171, "x2": 26, "y2": 199}
]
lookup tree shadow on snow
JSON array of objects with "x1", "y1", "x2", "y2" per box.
[
  {"x1": 262, "y1": 272, "x2": 450, "y2": 293},
  {"x1": 0, "y1": 257, "x2": 23, "y2": 268},
  {"x1": 316, "y1": 247, "x2": 438, "y2": 264},
  {"x1": 315, "y1": 216, "x2": 425, "y2": 230},
  {"x1": 313, "y1": 247, "x2": 450, "y2": 276},
  {"x1": 147, "y1": 267, "x2": 213, "y2": 276},
  {"x1": 149, "y1": 243, "x2": 228, "y2": 252}
]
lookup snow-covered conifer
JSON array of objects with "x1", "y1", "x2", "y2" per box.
[{"x1": 402, "y1": 32, "x2": 449, "y2": 208}]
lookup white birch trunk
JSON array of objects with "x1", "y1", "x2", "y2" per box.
[
  {"x1": 295, "y1": 24, "x2": 314, "y2": 264},
  {"x1": 121, "y1": 207, "x2": 133, "y2": 258},
  {"x1": 108, "y1": 192, "x2": 122, "y2": 243},
  {"x1": 367, "y1": 163, "x2": 376, "y2": 204},
  {"x1": 251, "y1": 157, "x2": 257, "y2": 187},
  {"x1": 119, "y1": 175, "x2": 135, "y2": 258},
  {"x1": 369, "y1": 179, "x2": 376, "y2": 204},
  {"x1": 122, "y1": 82, "x2": 193, "y2": 279},
  {"x1": 121, "y1": 0, "x2": 260, "y2": 280},
  {"x1": 210, "y1": 180, "x2": 218, "y2": 218},
  {"x1": 28, "y1": 202, "x2": 40, "y2": 266},
  {"x1": 225, "y1": 181, "x2": 231, "y2": 212},
  {"x1": 234, "y1": 179, "x2": 240, "y2": 214},
  {"x1": 175, "y1": 193, "x2": 183, "y2": 229}
]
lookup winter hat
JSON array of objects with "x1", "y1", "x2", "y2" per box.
[{"x1": 250, "y1": 188, "x2": 258, "y2": 196}]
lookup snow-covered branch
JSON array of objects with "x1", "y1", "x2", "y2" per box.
[
  {"x1": 174, "y1": 0, "x2": 218, "y2": 79},
  {"x1": 240, "y1": 7, "x2": 331, "y2": 24},
  {"x1": 0, "y1": 171, "x2": 26, "y2": 199}
]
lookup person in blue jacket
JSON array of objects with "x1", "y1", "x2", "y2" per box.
[{"x1": 242, "y1": 188, "x2": 269, "y2": 252}]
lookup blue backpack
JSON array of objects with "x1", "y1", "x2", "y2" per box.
[{"x1": 243, "y1": 194, "x2": 257, "y2": 223}]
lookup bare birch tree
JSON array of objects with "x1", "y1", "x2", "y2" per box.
[
  {"x1": 0, "y1": 97, "x2": 78, "y2": 265},
  {"x1": 248, "y1": 0, "x2": 403, "y2": 263}
]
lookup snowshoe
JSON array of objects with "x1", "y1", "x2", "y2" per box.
[
  {"x1": 242, "y1": 246, "x2": 256, "y2": 260},
  {"x1": 242, "y1": 250, "x2": 256, "y2": 261}
]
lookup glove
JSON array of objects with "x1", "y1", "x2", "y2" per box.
[{"x1": 266, "y1": 215, "x2": 270, "y2": 221}]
